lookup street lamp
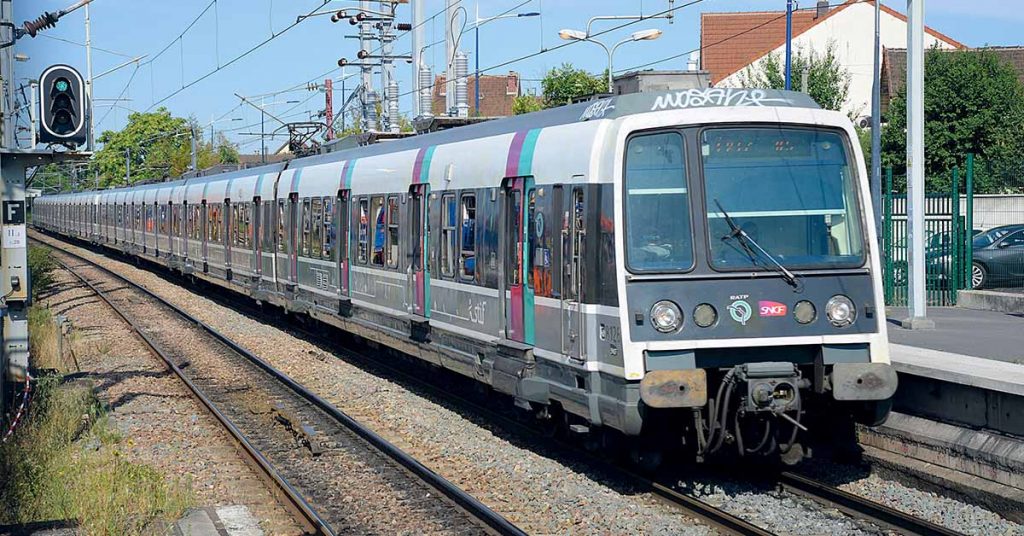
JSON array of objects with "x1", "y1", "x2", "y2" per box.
[
  {"x1": 471, "y1": 9, "x2": 540, "y2": 115},
  {"x1": 559, "y1": 28, "x2": 662, "y2": 93}
]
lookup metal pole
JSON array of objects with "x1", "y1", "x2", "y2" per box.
[
  {"x1": 474, "y1": 24, "x2": 480, "y2": 115},
  {"x1": 85, "y1": 2, "x2": 94, "y2": 151},
  {"x1": 411, "y1": 0, "x2": 424, "y2": 118},
  {"x1": 261, "y1": 106, "x2": 266, "y2": 165},
  {"x1": 951, "y1": 167, "x2": 960, "y2": 302},
  {"x1": 190, "y1": 125, "x2": 198, "y2": 173},
  {"x1": 966, "y1": 153, "x2": 974, "y2": 288},
  {"x1": 29, "y1": 80, "x2": 37, "y2": 147},
  {"x1": 325, "y1": 78, "x2": 334, "y2": 141},
  {"x1": 871, "y1": 0, "x2": 883, "y2": 255},
  {"x1": 901, "y1": 0, "x2": 932, "y2": 329},
  {"x1": 126, "y1": 148, "x2": 130, "y2": 183},
  {"x1": 445, "y1": 0, "x2": 457, "y2": 115},
  {"x1": 784, "y1": 0, "x2": 793, "y2": 90},
  {"x1": 800, "y1": 65, "x2": 809, "y2": 93}
]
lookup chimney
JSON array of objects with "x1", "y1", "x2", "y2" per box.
[{"x1": 815, "y1": 0, "x2": 829, "y2": 19}]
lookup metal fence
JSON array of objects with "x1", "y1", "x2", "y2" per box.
[{"x1": 882, "y1": 154, "x2": 1024, "y2": 305}]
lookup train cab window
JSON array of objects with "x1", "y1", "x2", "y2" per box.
[
  {"x1": 624, "y1": 132, "x2": 693, "y2": 272},
  {"x1": 322, "y1": 197, "x2": 335, "y2": 261},
  {"x1": 701, "y1": 128, "x2": 865, "y2": 270},
  {"x1": 459, "y1": 194, "x2": 476, "y2": 280},
  {"x1": 440, "y1": 194, "x2": 457, "y2": 277},
  {"x1": 357, "y1": 198, "x2": 369, "y2": 264},
  {"x1": 276, "y1": 200, "x2": 287, "y2": 253},
  {"x1": 311, "y1": 197, "x2": 323, "y2": 260},
  {"x1": 385, "y1": 196, "x2": 399, "y2": 268},
  {"x1": 370, "y1": 196, "x2": 385, "y2": 267}
]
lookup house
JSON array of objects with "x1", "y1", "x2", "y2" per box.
[
  {"x1": 432, "y1": 72, "x2": 520, "y2": 117},
  {"x1": 881, "y1": 46, "x2": 1024, "y2": 114},
  {"x1": 700, "y1": 0, "x2": 963, "y2": 118}
]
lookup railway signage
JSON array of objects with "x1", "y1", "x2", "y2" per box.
[
  {"x1": 3, "y1": 201, "x2": 25, "y2": 224},
  {"x1": 758, "y1": 300, "x2": 788, "y2": 317},
  {"x1": 727, "y1": 298, "x2": 752, "y2": 326}
]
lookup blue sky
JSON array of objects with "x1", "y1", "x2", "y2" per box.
[{"x1": 15, "y1": 0, "x2": 1021, "y2": 155}]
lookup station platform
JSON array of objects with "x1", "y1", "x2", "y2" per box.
[{"x1": 886, "y1": 306, "x2": 1024, "y2": 364}]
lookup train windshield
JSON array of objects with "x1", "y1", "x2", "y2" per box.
[{"x1": 702, "y1": 127, "x2": 865, "y2": 270}]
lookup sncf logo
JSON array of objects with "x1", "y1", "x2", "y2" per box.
[{"x1": 758, "y1": 301, "x2": 787, "y2": 317}]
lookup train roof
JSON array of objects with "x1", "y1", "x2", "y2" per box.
[{"x1": 45, "y1": 89, "x2": 819, "y2": 200}]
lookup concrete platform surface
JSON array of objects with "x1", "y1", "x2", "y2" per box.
[
  {"x1": 890, "y1": 343, "x2": 1024, "y2": 396},
  {"x1": 886, "y1": 306, "x2": 1024, "y2": 364}
]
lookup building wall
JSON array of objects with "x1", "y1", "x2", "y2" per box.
[{"x1": 717, "y1": 3, "x2": 958, "y2": 118}]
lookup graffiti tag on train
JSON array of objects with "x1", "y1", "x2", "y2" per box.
[{"x1": 651, "y1": 88, "x2": 789, "y2": 112}]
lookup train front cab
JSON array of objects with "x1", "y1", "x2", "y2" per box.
[{"x1": 615, "y1": 111, "x2": 897, "y2": 461}]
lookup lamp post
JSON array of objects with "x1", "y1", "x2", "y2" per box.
[
  {"x1": 471, "y1": 9, "x2": 540, "y2": 115},
  {"x1": 559, "y1": 28, "x2": 663, "y2": 93}
]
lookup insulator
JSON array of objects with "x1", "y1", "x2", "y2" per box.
[
  {"x1": 23, "y1": 12, "x2": 58, "y2": 37},
  {"x1": 454, "y1": 51, "x2": 469, "y2": 118},
  {"x1": 418, "y1": 63, "x2": 433, "y2": 118}
]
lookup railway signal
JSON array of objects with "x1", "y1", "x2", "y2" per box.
[{"x1": 38, "y1": 64, "x2": 88, "y2": 147}]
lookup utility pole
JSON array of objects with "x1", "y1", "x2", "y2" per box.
[
  {"x1": 445, "y1": 0, "x2": 457, "y2": 115},
  {"x1": 900, "y1": 0, "x2": 933, "y2": 330},
  {"x1": 84, "y1": 2, "x2": 94, "y2": 151},
  {"x1": 28, "y1": 79, "x2": 36, "y2": 147},
  {"x1": 871, "y1": 0, "x2": 883, "y2": 254},
  {"x1": 324, "y1": 78, "x2": 333, "y2": 141},
  {"x1": 784, "y1": 0, "x2": 793, "y2": 90},
  {"x1": 190, "y1": 125, "x2": 198, "y2": 174},
  {"x1": 411, "y1": 0, "x2": 424, "y2": 118}
]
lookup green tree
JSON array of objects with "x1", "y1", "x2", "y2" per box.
[
  {"x1": 738, "y1": 42, "x2": 851, "y2": 112},
  {"x1": 92, "y1": 108, "x2": 242, "y2": 188},
  {"x1": 541, "y1": 63, "x2": 606, "y2": 108},
  {"x1": 881, "y1": 47, "x2": 1024, "y2": 193},
  {"x1": 513, "y1": 95, "x2": 543, "y2": 115}
]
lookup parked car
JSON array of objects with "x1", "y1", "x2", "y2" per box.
[{"x1": 971, "y1": 224, "x2": 1024, "y2": 289}]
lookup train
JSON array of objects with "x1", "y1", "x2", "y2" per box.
[{"x1": 33, "y1": 88, "x2": 897, "y2": 465}]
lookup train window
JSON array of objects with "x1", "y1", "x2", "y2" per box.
[
  {"x1": 171, "y1": 204, "x2": 179, "y2": 237},
  {"x1": 459, "y1": 194, "x2": 476, "y2": 280},
  {"x1": 507, "y1": 189, "x2": 522, "y2": 286},
  {"x1": 311, "y1": 197, "x2": 323, "y2": 260},
  {"x1": 701, "y1": 127, "x2": 865, "y2": 270},
  {"x1": 440, "y1": 194, "x2": 456, "y2": 277},
  {"x1": 263, "y1": 203, "x2": 274, "y2": 251},
  {"x1": 322, "y1": 197, "x2": 335, "y2": 261},
  {"x1": 385, "y1": 196, "x2": 399, "y2": 268},
  {"x1": 624, "y1": 132, "x2": 693, "y2": 272},
  {"x1": 277, "y1": 199, "x2": 287, "y2": 253},
  {"x1": 301, "y1": 198, "x2": 312, "y2": 257},
  {"x1": 370, "y1": 196, "x2": 385, "y2": 267},
  {"x1": 357, "y1": 197, "x2": 369, "y2": 264}
]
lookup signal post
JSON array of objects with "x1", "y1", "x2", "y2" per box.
[{"x1": 0, "y1": 0, "x2": 92, "y2": 413}]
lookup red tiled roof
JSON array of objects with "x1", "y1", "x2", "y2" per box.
[{"x1": 700, "y1": 0, "x2": 965, "y2": 85}]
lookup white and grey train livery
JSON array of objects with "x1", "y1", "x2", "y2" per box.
[{"x1": 34, "y1": 89, "x2": 897, "y2": 461}]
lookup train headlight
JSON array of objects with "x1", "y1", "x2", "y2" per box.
[
  {"x1": 826, "y1": 295, "x2": 856, "y2": 327},
  {"x1": 794, "y1": 300, "x2": 817, "y2": 324},
  {"x1": 693, "y1": 303, "x2": 718, "y2": 328},
  {"x1": 650, "y1": 300, "x2": 683, "y2": 333}
]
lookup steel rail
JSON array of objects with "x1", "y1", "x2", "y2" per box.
[
  {"x1": 50, "y1": 254, "x2": 333, "y2": 536},
  {"x1": 778, "y1": 472, "x2": 965, "y2": 536},
  {"x1": 40, "y1": 238, "x2": 527, "y2": 536}
]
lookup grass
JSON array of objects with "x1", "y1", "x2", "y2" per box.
[
  {"x1": 1, "y1": 309, "x2": 193, "y2": 534},
  {"x1": 28, "y1": 245, "x2": 56, "y2": 301}
]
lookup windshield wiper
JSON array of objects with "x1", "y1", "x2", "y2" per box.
[{"x1": 714, "y1": 199, "x2": 802, "y2": 291}]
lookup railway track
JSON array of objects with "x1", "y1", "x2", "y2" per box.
[
  {"x1": 41, "y1": 239, "x2": 525, "y2": 536},
  {"x1": 36, "y1": 234, "x2": 968, "y2": 536}
]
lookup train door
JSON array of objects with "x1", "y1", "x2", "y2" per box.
[
  {"x1": 201, "y1": 201, "x2": 209, "y2": 268},
  {"x1": 275, "y1": 194, "x2": 297, "y2": 290},
  {"x1": 502, "y1": 177, "x2": 535, "y2": 343},
  {"x1": 337, "y1": 190, "x2": 350, "y2": 297},
  {"x1": 252, "y1": 198, "x2": 262, "y2": 277},
  {"x1": 561, "y1": 184, "x2": 586, "y2": 360},
  {"x1": 224, "y1": 200, "x2": 233, "y2": 273},
  {"x1": 408, "y1": 185, "x2": 430, "y2": 317}
]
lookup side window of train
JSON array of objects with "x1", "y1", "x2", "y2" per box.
[
  {"x1": 385, "y1": 195, "x2": 399, "y2": 268},
  {"x1": 322, "y1": 196, "x2": 335, "y2": 261},
  {"x1": 459, "y1": 193, "x2": 476, "y2": 281},
  {"x1": 277, "y1": 199, "x2": 287, "y2": 252},
  {"x1": 311, "y1": 197, "x2": 323, "y2": 260},
  {"x1": 301, "y1": 198, "x2": 312, "y2": 257},
  {"x1": 370, "y1": 196, "x2": 385, "y2": 267},
  {"x1": 263, "y1": 202, "x2": 274, "y2": 251},
  {"x1": 357, "y1": 197, "x2": 369, "y2": 264},
  {"x1": 440, "y1": 193, "x2": 456, "y2": 278}
]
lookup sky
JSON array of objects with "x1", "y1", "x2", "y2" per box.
[{"x1": 13, "y1": 0, "x2": 1023, "y2": 155}]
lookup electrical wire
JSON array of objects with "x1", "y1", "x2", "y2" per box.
[
  {"x1": 96, "y1": 64, "x2": 140, "y2": 131},
  {"x1": 145, "y1": 1, "x2": 334, "y2": 111}
]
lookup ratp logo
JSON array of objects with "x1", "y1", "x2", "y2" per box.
[
  {"x1": 728, "y1": 299, "x2": 752, "y2": 326},
  {"x1": 759, "y1": 301, "x2": 788, "y2": 317}
]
